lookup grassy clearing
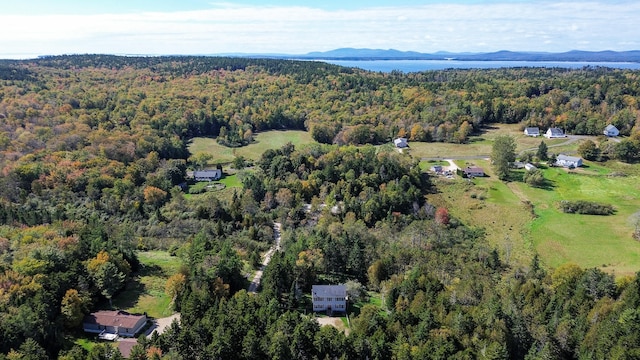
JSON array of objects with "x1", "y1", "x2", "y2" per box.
[
  {"x1": 112, "y1": 251, "x2": 182, "y2": 318},
  {"x1": 408, "y1": 123, "x2": 570, "y2": 159},
  {"x1": 427, "y1": 160, "x2": 536, "y2": 267},
  {"x1": 188, "y1": 130, "x2": 316, "y2": 164},
  {"x1": 429, "y1": 155, "x2": 640, "y2": 276},
  {"x1": 516, "y1": 163, "x2": 640, "y2": 276}
]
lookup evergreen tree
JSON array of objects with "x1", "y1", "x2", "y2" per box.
[
  {"x1": 491, "y1": 135, "x2": 517, "y2": 180},
  {"x1": 536, "y1": 140, "x2": 548, "y2": 160}
]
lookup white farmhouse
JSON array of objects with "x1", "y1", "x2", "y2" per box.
[
  {"x1": 312, "y1": 284, "x2": 347, "y2": 314},
  {"x1": 544, "y1": 128, "x2": 565, "y2": 138},
  {"x1": 193, "y1": 169, "x2": 222, "y2": 181},
  {"x1": 556, "y1": 154, "x2": 583, "y2": 168},
  {"x1": 524, "y1": 127, "x2": 540, "y2": 137}
]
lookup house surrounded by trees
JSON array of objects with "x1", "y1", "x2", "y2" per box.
[
  {"x1": 312, "y1": 285, "x2": 347, "y2": 314},
  {"x1": 604, "y1": 124, "x2": 620, "y2": 137},
  {"x1": 82, "y1": 310, "x2": 147, "y2": 338},
  {"x1": 193, "y1": 169, "x2": 222, "y2": 181}
]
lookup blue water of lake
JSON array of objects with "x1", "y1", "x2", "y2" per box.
[{"x1": 319, "y1": 59, "x2": 640, "y2": 73}]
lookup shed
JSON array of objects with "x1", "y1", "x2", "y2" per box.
[{"x1": 524, "y1": 127, "x2": 540, "y2": 137}]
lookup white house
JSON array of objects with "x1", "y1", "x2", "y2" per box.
[
  {"x1": 393, "y1": 137, "x2": 408, "y2": 148},
  {"x1": 604, "y1": 124, "x2": 620, "y2": 137},
  {"x1": 545, "y1": 128, "x2": 565, "y2": 138},
  {"x1": 312, "y1": 285, "x2": 347, "y2": 314},
  {"x1": 83, "y1": 311, "x2": 147, "y2": 338},
  {"x1": 524, "y1": 127, "x2": 540, "y2": 137},
  {"x1": 524, "y1": 163, "x2": 537, "y2": 171},
  {"x1": 556, "y1": 154, "x2": 583, "y2": 168},
  {"x1": 193, "y1": 169, "x2": 222, "y2": 181},
  {"x1": 430, "y1": 165, "x2": 443, "y2": 173}
]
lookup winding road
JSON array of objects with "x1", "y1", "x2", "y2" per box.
[{"x1": 248, "y1": 222, "x2": 281, "y2": 293}]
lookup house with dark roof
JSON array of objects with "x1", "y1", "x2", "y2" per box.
[
  {"x1": 544, "y1": 128, "x2": 566, "y2": 138},
  {"x1": 83, "y1": 310, "x2": 147, "y2": 338},
  {"x1": 524, "y1": 127, "x2": 540, "y2": 137},
  {"x1": 393, "y1": 137, "x2": 408, "y2": 148},
  {"x1": 556, "y1": 154, "x2": 583, "y2": 168},
  {"x1": 462, "y1": 166, "x2": 485, "y2": 177},
  {"x1": 604, "y1": 124, "x2": 620, "y2": 137}
]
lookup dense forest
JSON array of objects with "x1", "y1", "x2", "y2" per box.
[{"x1": 1, "y1": 55, "x2": 640, "y2": 359}]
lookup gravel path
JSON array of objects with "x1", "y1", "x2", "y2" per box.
[
  {"x1": 248, "y1": 222, "x2": 281, "y2": 293},
  {"x1": 146, "y1": 313, "x2": 180, "y2": 338}
]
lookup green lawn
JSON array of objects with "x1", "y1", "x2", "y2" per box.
[
  {"x1": 407, "y1": 123, "x2": 570, "y2": 159},
  {"x1": 188, "y1": 130, "x2": 316, "y2": 164},
  {"x1": 111, "y1": 251, "x2": 182, "y2": 318},
  {"x1": 430, "y1": 157, "x2": 640, "y2": 276},
  {"x1": 517, "y1": 163, "x2": 640, "y2": 276}
]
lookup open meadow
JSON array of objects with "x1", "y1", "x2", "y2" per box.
[
  {"x1": 408, "y1": 123, "x2": 573, "y2": 159},
  {"x1": 424, "y1": 126, "x2": 640, "y2": 276},
  {"x1": 188, "y1": 130, "x2": 316, "y2": 164},
  {"x1": 111, "y1": 251, "x2": 182, "y2": 318}
]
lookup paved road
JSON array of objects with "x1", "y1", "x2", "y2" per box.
[{"x1": 248, "y1": 222, "x2": 281, "y2": 293}]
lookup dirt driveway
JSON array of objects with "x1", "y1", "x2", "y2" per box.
[{"x1": 146, "y1": 313, "x2": 180, "y2": 337}]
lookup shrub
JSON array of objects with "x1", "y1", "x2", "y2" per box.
[{"x1": 558, "y1": 200, "x2": 615, "y2": 215}]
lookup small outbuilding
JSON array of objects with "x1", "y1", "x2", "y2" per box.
[
  {"x1": 524, "y1": 127, "x2": 540, "y2": 137},
  {"x1": 545, "y1": 128, "x2": 565, "y2": 138},
  {"x1": 393, "y1": 137, "x2": 409, "y2": 148},
  {"x1": 524, "y1": 163, "x2": 537, "y2": 171},
  {"x1": 556, "y1": 154, "x2": 583, "y2": 168},
  {"x1": 603, "y1": 124, "x2": 620, "y2": 137},
  {"x1": 430, "y1": 165, "x2": 443, "y2": 173}
]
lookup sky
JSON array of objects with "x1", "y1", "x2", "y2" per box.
[{"x1": 1, "y1": 0, "x2": 639, "y2": 59}]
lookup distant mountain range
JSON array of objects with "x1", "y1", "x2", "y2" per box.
[{"x1": 255, "y1": 48, "x2": 640, "y2": 62}]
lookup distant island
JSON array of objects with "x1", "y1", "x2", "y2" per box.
[{"x1": 245, "y1": 48, "x2": 640, "y2": 62}]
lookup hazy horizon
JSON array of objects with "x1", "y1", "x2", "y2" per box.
[{"x1": 1, "y1": 1, "x2": 639, "y2": 59}]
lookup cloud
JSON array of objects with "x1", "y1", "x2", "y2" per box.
[{"x1": 0, "y1": 1, "x2": 639, "y2": 57}]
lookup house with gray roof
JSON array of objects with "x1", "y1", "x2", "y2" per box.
[
  {"x1": 604, "y1": 124, "x2": 620, "y2": 137},
  {"x1": 524, "y1": 127, "x2": 540, "y2": 137},
  {"x1": 556, "y1": 154, "x2": 583, "y2": 168},
  {"x1": 544, "y1": 128, "x2": 565, "y2": 138}
]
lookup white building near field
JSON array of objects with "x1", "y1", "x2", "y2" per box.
[
  {"x1": 312, "y1": 285, "x2": 347, "y2": 314},
  {"x1": 193, "y1": 169, "x2": 222, "y2": 181}
]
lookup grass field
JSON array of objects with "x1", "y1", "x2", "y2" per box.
[
  {"x1": 518, "y1": 164, "x2": 640, "y2": 276},
  {"x1": 408, "y1": 123, "x2": 577, "y2": 159},
  {"x1": 112, "y1": 251, "x2": 182, "y2": 318},
  {"x1": 428, "y1": 157, "x2": 640, "y2": 276},
  {"x1": 188, "y1": 130, "x2": 316, "y2": 164}
]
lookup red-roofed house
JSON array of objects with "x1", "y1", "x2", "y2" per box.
[{"x1": 83, "y1": 310, "x2": 147, "y2": 338}]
